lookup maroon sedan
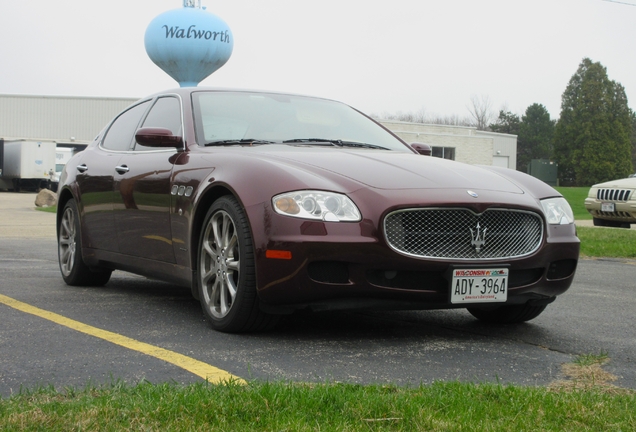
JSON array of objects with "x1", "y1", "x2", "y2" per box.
[{"x1": 56, "y1": 88, "x2": 579, "y2": 332}]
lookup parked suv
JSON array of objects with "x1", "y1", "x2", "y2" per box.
[{"x1": 585, "y1": 177, "x2": 636, "y2": 228}]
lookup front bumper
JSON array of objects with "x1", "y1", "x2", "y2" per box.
[
  {"x1": 584, "y1": 198, "x2": 636, "y2": 223},
  {"x1": 251, "y1": 205, "x2": 580, "y2": 312}
]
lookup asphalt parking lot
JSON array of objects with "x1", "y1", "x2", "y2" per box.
[{"x1": 1, "y1": 191, "x2": 635, "y2": 397}]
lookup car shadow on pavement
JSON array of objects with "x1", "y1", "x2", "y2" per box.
[{"x1": 64, "y1": 270, "x2": 556, "y2": 346}]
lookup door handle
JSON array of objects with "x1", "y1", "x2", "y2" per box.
[
  {"x1": 76, "y1": 164, "x2": 88, "y2": 173},
  {"x1": 115, "y1": 165, "x2": 130, "y2": 175}
]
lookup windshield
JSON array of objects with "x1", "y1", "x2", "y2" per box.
[{"x1": 191, "y1": 91, "x2": 412, "y2": 152}]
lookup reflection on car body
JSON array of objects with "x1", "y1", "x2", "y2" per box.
[{"x1": 56, "y1": 88, "x2": 580, "y2": 332}]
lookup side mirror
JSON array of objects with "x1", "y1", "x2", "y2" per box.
[
  {"x1": 135, "y1": 127, "x2": 183, "y2": 148},
  {"x1": 410, "y1": 142, "x2": 432, "y2": 156}
]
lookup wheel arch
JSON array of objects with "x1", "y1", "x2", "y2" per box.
[
  {"x1": 189, "y1": 185, "x2": 249, "y2": 296},
  {"x1": 56, "y1": 187, "x2": 76, "y2": 235}
]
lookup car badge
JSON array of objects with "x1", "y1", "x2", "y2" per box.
[
  {"x1": 467, "y1": 190, "x2": 479, "y2": 198},
  {"x1": 469, "y1": 223, "x2": 487, "y2": 253}
]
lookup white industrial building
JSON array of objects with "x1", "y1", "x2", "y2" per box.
[
  {"x1": 0, "y1": 94, "x2": 137, "y2": 146},
  {"x1": 1, "y1": 94, "x2": 517, "y2": 169},
  {"x1": 379, "y1": 120, "x2": 517, "y2": 169}
]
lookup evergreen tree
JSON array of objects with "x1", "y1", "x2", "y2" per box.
[
  {"x1": 631, "y1": 113, "x2": 636, "y2": 174},
  {"x1": 517, "y1": 104, "x2": 554, "y2": 173},
  {"x1": 489, "y1": 110, "x2": 521, "y2": 135},
  {"x1": 554, "y1": 58, "x2": 633, "y2": 186}
]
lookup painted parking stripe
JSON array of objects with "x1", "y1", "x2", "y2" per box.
[{"x1": 0, "y1": 293, "x2": 244, "y2": 384}]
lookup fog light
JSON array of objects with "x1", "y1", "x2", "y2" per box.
[{"x1": 384, "y1": 270, "x2": 397, "y2": 280}]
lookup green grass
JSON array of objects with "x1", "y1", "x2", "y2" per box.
[
  {"x1": 577, "y1": 226, "x2": 636, "y2": 258},
  {"x1": 555, "y1": 187, "x2": 591, "y2": 220},
  {"x1": 573, "y1": 351, "x2": 610, "y2": 367},
  {"x1": 1, "y1": 380, "x2": 634, "y2": 431},
  {"x1": 35, "y1": 206, "x2": 56, "y2": 213}
]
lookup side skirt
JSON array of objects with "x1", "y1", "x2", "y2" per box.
[{"x1": 82, "y1": 247, "x2": 193, "y2": 289}]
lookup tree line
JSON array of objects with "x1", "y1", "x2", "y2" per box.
[{"x1": 380, "y1": 58, "x2": 636, "y2": 186}]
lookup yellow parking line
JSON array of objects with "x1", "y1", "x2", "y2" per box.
[{"x1": 0, "y1": 293, "x2": 244, "y2": 384}]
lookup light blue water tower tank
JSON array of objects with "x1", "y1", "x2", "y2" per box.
[{"x1": 145, "y1": 0, "x2": 233, "y2": 87}]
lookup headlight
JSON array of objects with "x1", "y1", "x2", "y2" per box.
[
  {"x1": 273, "y1": 191, "x2": 361, "y2": 222},
  {"x1": 541, "y1": 197, "x2": 574, "y2": 225}
]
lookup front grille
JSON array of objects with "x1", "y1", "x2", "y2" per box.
[
  {"x1": 597, "y1": 188, "x2": 632, "y2": 201},
  {"x1": 384, "y1": 208, "x2": 544, "y2": 260}
]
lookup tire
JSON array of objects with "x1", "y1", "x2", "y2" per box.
[
  {"x1": 593, "y1": 217, "x2": 630, "y2": 228},
  {"x1": 58, "y1": 199, "x2": 112, "y2": 286},
  {"x1": 197, "y1": 196, "x2": 278, "y2": 333},
  {"x1": 467, "y1": 303, "x2": 547, "y2": 324}
]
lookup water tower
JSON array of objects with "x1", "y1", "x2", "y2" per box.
[{"x1": 144, "y1": 0, "x2": 234, "y2": 87}]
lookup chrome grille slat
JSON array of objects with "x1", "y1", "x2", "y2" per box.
[{"x1": 384, "y1": 208, "x2": 544, "y2": 260}]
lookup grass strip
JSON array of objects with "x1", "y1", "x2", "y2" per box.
[
  {"x1": 577, "y1": 226, "x2": 636, "y2": 258},
  {"x1": 34, "y1": 206, "x2": 56, "y2": 213},
  {"x1": 1, "y1": 380, "x2": 634, "y2": 431}
]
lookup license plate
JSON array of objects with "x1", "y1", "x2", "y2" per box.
[
  {"x1": 450, "y1": 268, "x2": 508, "y2": 304},
  {"x1": 601, "y1": 202, "x2": 615, "y2": 212}
]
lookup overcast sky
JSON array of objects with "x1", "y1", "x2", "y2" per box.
[{"x1": 1, "y1": 0, "x2": 635, "y2": 120}]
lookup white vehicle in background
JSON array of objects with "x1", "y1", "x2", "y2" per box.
[
  {"x1": 53, "y1": 147, "x2": 75, "y2": 189},
  {"x1": 0, "y1": 140, "x2": 56, "y2": 192},
  {"x1": 584, "y1": 177, "x2": 636, "y2": 228}
]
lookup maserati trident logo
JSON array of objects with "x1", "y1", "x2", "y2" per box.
[
  {"x1": 467, "y1": 190, "x2": 479, "y2": 198},
  {"x1": 469, "y1": 223, "x2": 487, "y2": 252}
]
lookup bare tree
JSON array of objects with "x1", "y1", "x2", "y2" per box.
[
  {"x1": 429, "y1": 114, "x2": 472, "y2": 126},
  {"x1": 374, "y1": 108, "x2": 472, "y2": 127},
  {"x1": 467, "y1": 94, "x2": 495, "y2": 130},
  {"x1": 377, "y1": 107, "x2": 427, "y2": 123}
]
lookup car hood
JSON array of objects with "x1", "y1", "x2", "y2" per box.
[
  {"x1": 591, "y1": 177, "x2": 636, "y2": 189},
  {"x1": 253, "y1": 147, "x2": 525, "y2": 194}
]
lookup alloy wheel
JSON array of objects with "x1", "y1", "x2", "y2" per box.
[
  {"x1": 58, "y1": 206, "x2": 77, "y2": 277},
  {"x1": 200, "y1": 209, "x2": 241, "y2": 319}
]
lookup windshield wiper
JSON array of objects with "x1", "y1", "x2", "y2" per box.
[
  {"x1": 337, "y1": 141, "x2": 390, "y2": 150},
  {"x1": 283, "y1": 138, "x2": 389, "y2": 150},
  {"x1": 204, "y1": 139, "x2": 277, "y2": 146},
  {"x1": 282, "y1": 138, "x2": 344, "y2": 146}
]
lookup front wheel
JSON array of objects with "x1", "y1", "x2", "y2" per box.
[
  {"x1": 467, "y1": 303, "x2": 547, "y2": 324},
  {"x1": 58, "y1": 199, "x2": 112, "y2": 286},
  {"x1": 197, "y1": 196, "x2": 278, "y2": 333}
]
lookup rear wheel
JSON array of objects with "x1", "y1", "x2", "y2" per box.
[
  {"x1": 197, "y1": 196, "x2": 278, "y2": 333},
  {"x1": 58, "y1": 199, "x2": 112, "y2": 286},
  {"x1": 467, "y1": 303, "x2": 547, "y2": 324}
]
